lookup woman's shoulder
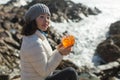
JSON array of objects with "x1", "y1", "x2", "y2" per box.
[
  {"x1": 24, "y1": 34, "x2": 38, "y2": 41},
  {"x1": 23, "y1": 34, "x2": 36, "y2": 42},
  {"x1": 22, "y1": 34, "x2": 42, "y2": 48}
]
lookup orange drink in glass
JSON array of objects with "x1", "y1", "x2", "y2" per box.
[{"x1": 62, "y1": 35, "x2": 75, "y2": 48}]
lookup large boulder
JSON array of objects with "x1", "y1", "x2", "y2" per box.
[
  {"x1": 96, "y1": 38, "x2": 120, "y2": 63},
  {"x1": 96, "y1": 21, "x2": 120, "y2": 63}
]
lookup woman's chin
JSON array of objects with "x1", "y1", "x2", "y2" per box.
[{"x1": 42, "y1": 28, "x2": 48, "y2": 31}]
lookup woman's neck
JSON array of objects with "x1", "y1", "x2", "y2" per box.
[{"x1": 38, "y1": 29, "x2": 47, "y2": 36}]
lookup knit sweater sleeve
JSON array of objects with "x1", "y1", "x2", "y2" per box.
[{"x1": 25, "y1": 40, "x2": 63, "y2": 77}]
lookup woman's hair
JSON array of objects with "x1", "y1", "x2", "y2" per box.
[{"x1": 21, "y1": 20, "x2": 38, "y2": 36}]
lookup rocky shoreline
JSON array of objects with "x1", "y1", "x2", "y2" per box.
[{"x1": 0, "y1": 0, "x2": 120, "y2": 80}]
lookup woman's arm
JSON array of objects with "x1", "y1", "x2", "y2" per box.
[{"x1": 25, "y1": 41, "x2": 63, "y2": 77}]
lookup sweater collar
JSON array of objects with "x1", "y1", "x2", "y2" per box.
[{"x1": 35, "y1": 30, "x2": 46, "y2": 41}]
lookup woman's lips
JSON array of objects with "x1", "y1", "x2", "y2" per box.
[{"x1": 42, "y1": 24, "x2": 48, "y2": 27}]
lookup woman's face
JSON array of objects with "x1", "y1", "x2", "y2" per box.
[{"x1": 36, "y1": 13, "x2": 50, "y2": 31}]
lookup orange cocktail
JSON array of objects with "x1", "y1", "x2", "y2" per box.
[{"x1": 62, "y1": 35, "x2": 75, "y2": 48}]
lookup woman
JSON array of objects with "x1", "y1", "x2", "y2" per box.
[{"x1": 20, "y1": 3, "x2": 78, "y2": 80}]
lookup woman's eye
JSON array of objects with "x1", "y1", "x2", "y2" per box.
[
  {"x1": 39, "y1": 15, "x2": 44, "y2": 18},
  {"x1": 47, "y1": 16, "x2": 50, "y2": 19},
  {"x1": 39, "y1": 15, "x2": 50, "y2": 20}
]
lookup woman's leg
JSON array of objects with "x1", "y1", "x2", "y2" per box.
[{"x1": 46, "y1": 67, "x2": 78, "y2": 80}]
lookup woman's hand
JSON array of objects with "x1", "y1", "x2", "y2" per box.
[{"x1": 56, "y1": 43, "x2": 72, "y2": 56}]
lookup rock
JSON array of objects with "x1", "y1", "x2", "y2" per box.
[
  {"x1": 4, "y1": 38, "x2": 20, "y2": 49},
  {"x1": 0, "y1": 75, "x2": 9, "y2": 80},
  {"x1": 57, "y1": 60, "x2": 79, "y2": 70},
  {"x1": 0, "y1": 30, "x2": 11, "y2": 38},
  {"x1": 88, "y1": 7, "x2": 101, "y2": 15},
  {"x1": 109, "y1": 35, "x2": 120, "y2": 48},
  {"x1": 11, "y1": 75, "x2": 21, "y2": 80},
  {"x1": 2, "y1": 21, "x2": 13, "y2": 30},
  {"x1": 94, "y1": 59, "x2": 120, "y2": 80},
  {"x1": 96, "y1": 38, "x2": 120, "y2": 63},
  {"x1": 109, "y1": 20, "x2": 120, "y2": 36},
  {"x1": 79, "y1": 72, "x2": 100, "y2": 80}
]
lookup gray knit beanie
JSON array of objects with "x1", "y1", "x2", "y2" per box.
[{"x1": 24, "y1": 3, "x2": 51, "y2": 22}]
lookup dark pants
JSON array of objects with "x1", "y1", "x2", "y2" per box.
[{"x1": 45, "y1": 67, "x2": 78, "y2": 80}]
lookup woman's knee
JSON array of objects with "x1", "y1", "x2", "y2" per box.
[{"x1": 65, "y1": 67, "x2": 77, "y2": 76}]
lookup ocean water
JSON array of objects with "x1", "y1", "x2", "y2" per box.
[
  {"x1": 1, "y1": 0, "x2": 120, "y2": 68},
  {"x1": 0, "y1": 0, "x2": 10, "y2": 4}
]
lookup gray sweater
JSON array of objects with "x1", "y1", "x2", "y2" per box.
[{"x1": 20, "y1": 30, "x2": 63, "y2": 80}]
